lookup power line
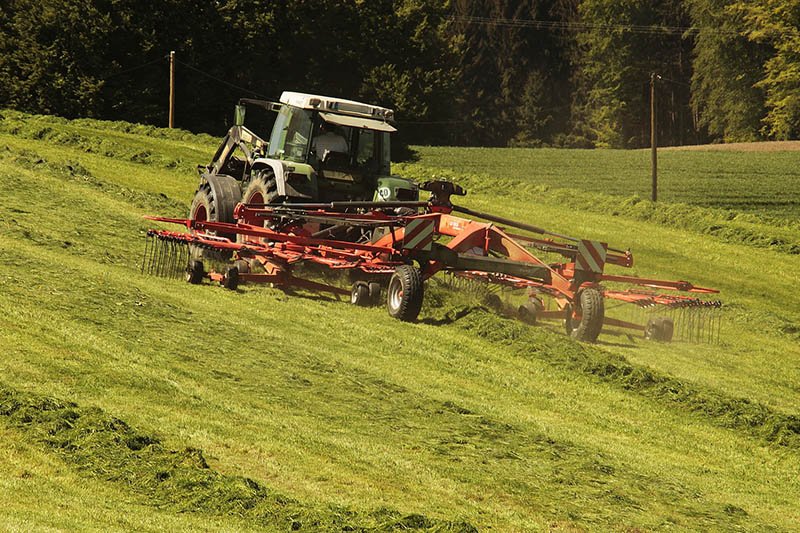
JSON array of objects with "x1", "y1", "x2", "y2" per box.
[
  {"x1": 450, "y1": 15, "x2": 740, "y2": 37},
  {"x1": 103, "y1": 55, "x2": 168, "y2": 80},
  {"x1": 173, "y1": 59, "x2": 270, "y2": 100},
  {"x1": 398, "y1": 120, "x2": 469, "y2": 125}
]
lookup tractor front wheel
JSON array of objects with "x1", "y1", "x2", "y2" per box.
[
  {"x1": 565, "y1": 287, "x2": 604, "y2": 342},
  {"x1": 387, "y1": 265, "x2": 424, "y2": 322},
  {"x1": 241, "y1": 169, "x2": 279, "y2": 207}
]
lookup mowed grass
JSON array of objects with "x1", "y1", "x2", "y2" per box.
[
  {"x1": 1, "y1": 111, "x2": 799, "y2": 531},
  {"x1": 411, "y1": 145, "x2": 800, "y2": 223}
]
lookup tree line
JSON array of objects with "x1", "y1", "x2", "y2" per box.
[{"x1": 1, "y1": 0, "x2": 797, "y2": 148}]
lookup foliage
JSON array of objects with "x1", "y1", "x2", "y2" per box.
[
  {"x1": 735, "y1": 0, "x2": 800, "y2": 139},
  {"x1": 3, "y1": 2, "x2": 800, "y2": 151},
  {"x1": 571, "y1": 0, "x2": 697, "y2": 148},
  {"x1": 687, "y1": 0, "x2": 769, "y2": 142}
]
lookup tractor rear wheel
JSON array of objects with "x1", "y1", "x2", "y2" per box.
[
  {"x1": 645, "y1": 316, "x2": 674, "y2": 342},
  {"x1": 565, "y1": 287, "x2": 604, "y2": 342},
  {"x1": 387, "y1": 265, "x2": 424, "y2": 322}
]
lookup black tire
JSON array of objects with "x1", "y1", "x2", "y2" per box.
[
  {"x1": 351, "y1": 282, "x2": 371, "y2": 306},
  {"x1": 367, "y1": 281, "x2": 382, "y2": 305},
  {"x1": 518, "y1": 300, "x2": 542, "y2": 325},
  {"x1": 186, "y1": 260, "x2": 204, "y2": 285},
  {"x1": 241, "y1": 168, "x2": 279, "y2": 206},
  {"x1": 484, "y1": 293, "x2": 503, "y2": 310},
  {"x1": 189, "y1": 174, "x2": 241, "y2": 238},
  {"x1": 223, "y1": 265, "x2": 239, "y2": 290},
  {"x1": 565, "y1": 287, "x2": 604, "y2": 342},
  {"x1": 240, "y1": 168, "x2": 280, "y2": 242},
  {"x1": 233, "y1": 259, "x2": 250, "y2": 274},
  {"x1": 645, "y1": 317, "x2": 674, "y2": 342},
  {"x1": 387, "y1": 265, "x2": 424, "y2": 321}
]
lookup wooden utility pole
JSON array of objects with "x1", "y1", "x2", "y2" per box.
[
  {"x1": 650, "y1": 72, "x2": 658, "y2": 202},
  {"x1": 169, "y1": 51, "x2": 175, "y2": 128}
]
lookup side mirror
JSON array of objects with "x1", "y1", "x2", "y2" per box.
[{"x1": 234, "y1": 104, "x2": 246, "y2": 126}]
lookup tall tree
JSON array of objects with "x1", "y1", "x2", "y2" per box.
[
  {"x1": 687, "y1": 0, "x2": 768, "y2": 142},
  {"x1": 735, "y1": 0, "x2": 800, "y2": 139},
  {"x1": 571, "y1": 0, "x2": 696, "y2": 148},
  {"x1": 448, "y1": 0, "x2": 575, "y2": 146}
]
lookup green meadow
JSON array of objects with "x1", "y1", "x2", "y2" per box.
[{"x1": 0, "y1": 110, "x2": 798, "y2": 531}]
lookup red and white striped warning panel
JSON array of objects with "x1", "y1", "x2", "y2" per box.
[
  {"x1": 403, "y1": 218, "x2": 435, "y2": 251},
  {"x1": 576, "y1": 240, "x2": 608, "y2": 273}
]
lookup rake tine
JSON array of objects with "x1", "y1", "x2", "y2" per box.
[
  {"x1": 147, "y1": 234, "x2": 158, "y2": 275},
  {"x1": 164, "y1": 241, "x2": 175, "y2": 278},
  {"x1": 141, "y1": 233, "x2": 150, "y2": 275},
  {"x1": 171, "y1": 241, "x2": 180, "y2": 278},
  {"x1": 158, "y1": 236, "x2": 168, "y2": 277}
]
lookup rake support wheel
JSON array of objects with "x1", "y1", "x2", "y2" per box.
[
  {"x1": 351, "y1": 282, "x2": 371, "y2": 307},
  {"x1": 387, "y1": 265, "x2": 424, "y2": 322},
  {"x1": 186, "y1": 260, "x2": 204, "y2": 285},
  {"x1": 645, "y1": 316, "x2": 674, "y2": 342},
  {"x1": 565, "y1": 287, "x2": 604, "y2": 342},
  {"x1": 367, "y1": 282, "x2": 382, "y2": 305},
  {"x1": 223, "y1": 265, "x2": 240, "y2": 291},
  {"x1": 518, "y1": 299, "x2": 543, "y2": 325}
]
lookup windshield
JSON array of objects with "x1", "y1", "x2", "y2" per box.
[
  {"x1": 311, "y1": 118, "x2": 390, "y2": 174},
  {"x1": 269, "y1": 106, "x2": 312, "y2": 162}
]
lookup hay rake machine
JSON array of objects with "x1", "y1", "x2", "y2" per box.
[{"x1": 143, "y1": 180, "x2": 721, "y2": 343}]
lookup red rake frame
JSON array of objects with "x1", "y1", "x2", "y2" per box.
[{"x1": 145, "y1": 199, "x2": 720, "y2": 342}]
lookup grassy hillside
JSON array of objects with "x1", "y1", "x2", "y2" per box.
[{"x1": 1, "y1": 110, "x2": 799, "y2": 531}]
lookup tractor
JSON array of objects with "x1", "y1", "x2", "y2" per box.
[{"x1": 189, "y1": 92, "x2": 419, "y2": 239}]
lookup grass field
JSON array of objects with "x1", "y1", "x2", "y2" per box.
[
  {"x1": 411, "y1": 145, "x2": 800, "y2": 224},
  {"x1": 1, "y1": 110, "x2": 799, "y2": 531}
]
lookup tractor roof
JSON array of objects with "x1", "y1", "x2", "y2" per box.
[{"x1": 280, "y1": 91, "x2": 395, "y2": 123}]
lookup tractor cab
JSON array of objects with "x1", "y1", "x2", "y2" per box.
[{"x1": 233, "y1": 91, "x2": 415, "y2": 203}]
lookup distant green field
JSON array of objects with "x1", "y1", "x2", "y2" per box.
[
  {"x1": 411, "y1": 145, "x2": 800, "y2": 223},
  {"x1": 1, "y1": 110, "x2": 799, "y2": 531}
]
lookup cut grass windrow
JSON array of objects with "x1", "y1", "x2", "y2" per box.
[
  {"x1": 0, "y1": 384, "x2": 477, "y2": 533},
  {"x1": 446, "y1": 308, "x2": 800, "y2": 449}
]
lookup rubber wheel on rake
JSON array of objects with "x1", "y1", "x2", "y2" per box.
[
  {"x1": 367, "y1": 282, "x2": 382, "y2": 305},
  {"x1": 351, "y1": 282, "x2": 371, "y2": 307},
  {"x1": 223, "y1": 265, "x2": 239, "y2": 291},
  {"x1": 387, "y1": 265, "x2": 424, "y2": 322},
  {"x1": 186, "y1": 260, "x2": 204, "y2": 285},
  {"x1": 564, "y1": 287, "x2": 604, "y2": 342},
  {"x1": 645, "y1": 316, "x2": 674, "y2": 342},
  {"x1": 518, "y1": 299, "x2": 543, "y2": 325}
]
